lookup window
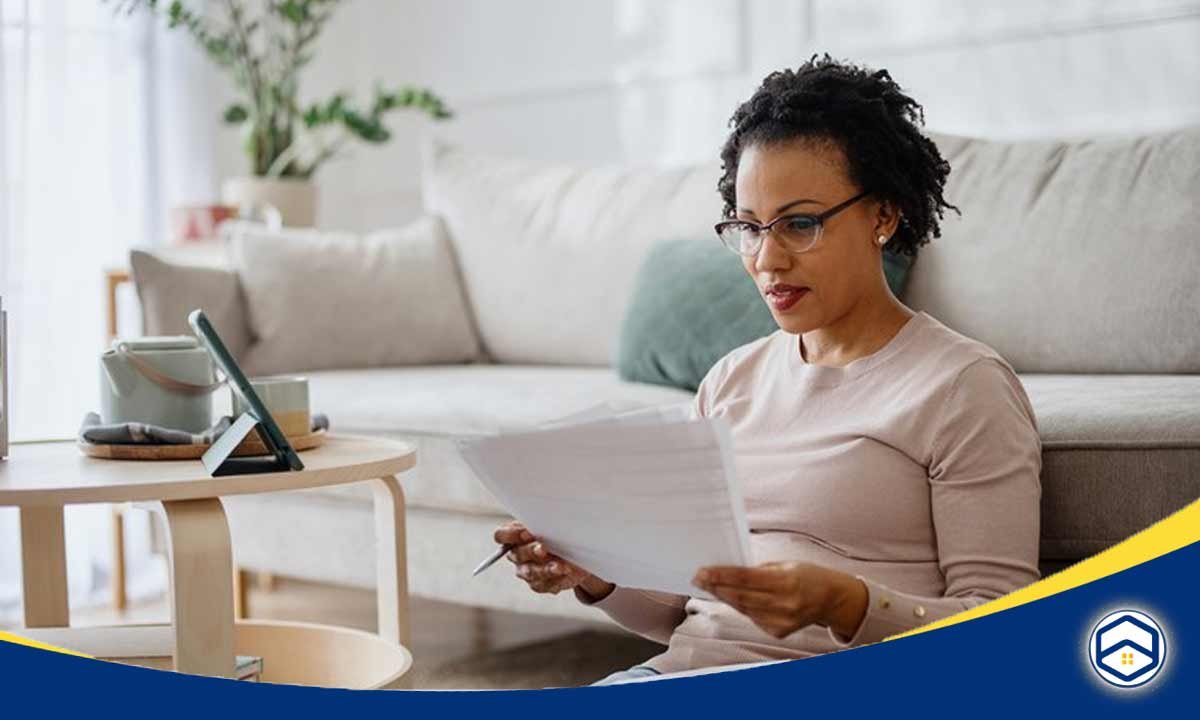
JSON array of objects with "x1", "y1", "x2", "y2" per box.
[{"x1": 0, "y1": 0, "x2": 212, "y2": 622}]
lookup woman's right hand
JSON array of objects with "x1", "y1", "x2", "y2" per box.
[{"x1": 493, "y1": 521, "x2": 615, "y2": 600}]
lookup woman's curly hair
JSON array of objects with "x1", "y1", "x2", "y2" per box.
[{"x1": 718, "y1": 55, "x2": 958, "y2": 257}]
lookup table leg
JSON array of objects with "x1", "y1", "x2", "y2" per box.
[
  {"x1": 233, "y1": 567, "x2": 248, "y2": 619},
  {"x1": 372, "y1": 475, "x2": 410, "y2": 648},
  {"x1": 105, "y1": 270, "x2": 131, "y2": 611},
  {"x1": 161, "y1": 498, "x2": 235, "y2": 678},
  {"x1": 110, "y1": 505, "x2": 127, "y2": 612},
  {"x1": 19, "y1": 505, "x2": 69, "y2": 628}
]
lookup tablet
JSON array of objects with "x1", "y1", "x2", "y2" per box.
[{"x1": 188, "y1": 309, "x2": 304, "y2": 473}]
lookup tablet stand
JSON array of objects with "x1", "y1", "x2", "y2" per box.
[{"x1": 201, "y1": 411, "x2": 293, "y2": 477}]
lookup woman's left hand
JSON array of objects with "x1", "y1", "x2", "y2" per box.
[{"x1": 692, "y1": 562, "x2": 869, "y2": 640}]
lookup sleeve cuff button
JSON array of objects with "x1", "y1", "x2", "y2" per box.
[{"x1": 914, "y1": 605, "x2": 927, "y2": 618}]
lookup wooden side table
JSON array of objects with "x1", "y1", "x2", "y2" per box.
[{"x1": 3, "y1": 435, "x2": 417, "y2": 688}]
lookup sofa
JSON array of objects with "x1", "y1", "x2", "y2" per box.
[{"x1": 132, "y1": 125, "x2": 1200, "y2": 626}]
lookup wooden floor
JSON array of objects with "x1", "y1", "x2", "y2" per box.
[{"x1": 60, "y1": 575, "x2": 662, "y2": 689}]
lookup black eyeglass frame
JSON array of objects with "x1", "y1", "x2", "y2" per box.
[{"x1": 714, "y1": 190, "x2": 872, "y2": 256}]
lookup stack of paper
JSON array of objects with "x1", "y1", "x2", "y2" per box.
[{"x1": 456, "y1": 404, "x2": 753, "y2": 597}]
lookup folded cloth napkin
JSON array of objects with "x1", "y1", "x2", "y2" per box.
[{"x1": 79, "y1": 412, "x2": 330, "y2": 445}]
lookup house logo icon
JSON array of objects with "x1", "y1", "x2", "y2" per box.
[{"x1": 1088, "y1": 609, "x2": 1166, "y2": 688}]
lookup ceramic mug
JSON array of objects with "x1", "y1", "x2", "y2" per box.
[{"x1": 232, "y1": 376, "x2": 310, "y2": 437}]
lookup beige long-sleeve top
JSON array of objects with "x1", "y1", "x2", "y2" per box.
[{"x1": 581, "y1": 311, "x2": 1042, "y2": 673}]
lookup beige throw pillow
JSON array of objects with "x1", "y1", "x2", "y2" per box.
[
  {"x1": 230, "y1": 216, "x2": 481, "y2": 375},
  {"x1": 910, "y1": 127, "x2": 1200, "y2": 373},
  {"x1": 130, "y1": 250, "x2": 253, "y2": 361},
  {"x1": 421, "y1": 139, "x2": 723, "y2": 366}
]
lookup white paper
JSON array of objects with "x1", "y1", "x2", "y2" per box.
[{"x1": 456, "y1": 409, "x2": 753, "y2": 597}]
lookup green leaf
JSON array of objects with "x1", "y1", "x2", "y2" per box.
[
  {"x1": 278, "y1": 0, "x2": 307, "y2": 23},
  {"x1": 302, "y1": 105, "x2": 322, "y2": 128},
  {"x1": 223, "y1": 104, "x2": 249, "y2": 123},
  {"x1": 324, "y1": 94, "x2": 346, "y2": 121},
  {"x1": 341, "y1": 110, "x2": 389, "y2": 142}
]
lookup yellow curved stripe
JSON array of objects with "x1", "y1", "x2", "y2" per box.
[
  {"x1": 0, "y1": 630, "x2": 91, "y2": 657},
  {"x1": 891, "y1": 495, "x2": 1200, "y2": 640}
]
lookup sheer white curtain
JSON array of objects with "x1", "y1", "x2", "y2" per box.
[{"x1": 0, "y1": 0, "x2": 219, "y2": 622}]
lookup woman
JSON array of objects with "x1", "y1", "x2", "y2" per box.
[{"x1": 493, "y1": 55, "x2": 1042, "y2": 684}]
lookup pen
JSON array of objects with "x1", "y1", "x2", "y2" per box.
[{"x1": 472, "y1": 543, "x2": 515, "y2": 576}]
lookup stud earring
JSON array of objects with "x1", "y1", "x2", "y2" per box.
[{"x1": 876, "y1": 235, "x2": 888, "y2": 246}]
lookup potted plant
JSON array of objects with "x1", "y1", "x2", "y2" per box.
[{"x1": 115, "y1": 0, "x2": 451, "y2": 226}]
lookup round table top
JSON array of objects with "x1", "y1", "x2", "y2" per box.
[{"x1": 0, "y1": 434, "x2": 416, "y2": 507}]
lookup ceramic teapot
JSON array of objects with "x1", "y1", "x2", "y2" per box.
[{"x1": 99, "y1": 336, "x2": 220, "y2": 433}]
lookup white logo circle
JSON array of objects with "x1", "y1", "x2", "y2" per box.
[{"x1": 1088, "y1": 609, "x2": 1166, "y2": 688}]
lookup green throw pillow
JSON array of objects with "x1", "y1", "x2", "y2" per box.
[{"x1": 614, "y1": 239, "x2": 914, "y2": 392}]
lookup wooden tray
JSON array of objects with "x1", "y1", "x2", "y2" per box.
[{"x1": 78, "y1": 428, "x2": 327, "y2": 461}]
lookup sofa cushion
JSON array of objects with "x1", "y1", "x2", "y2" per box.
[
  {"x1": 422, "y1": 140, "x2": 722, "y2": 366},
  {"x1": 426, "y1": 128, "x2": 1200, "y2": 374},
  {"x1": 297, "y1": 366, "x2": 1200, "y2": 562},
  {"x1": 1022, "y1": 374, "x2": 1200, "y2": 447},
  {"x1": 303, "y1": 365, "x2": 693, "y2": 515},
  {"x1": 1020, "y1": 374, "x2": 1200, "y2": 560},
  {"x1": 229, "y1": 216, "x2": 482, "y2": 375},
  {"x1": 910, "y1": 127, "x2": 1200, "y2": 373}
]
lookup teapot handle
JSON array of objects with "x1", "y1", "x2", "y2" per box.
[{"x1": 116, "y1": 344, "x2": 225, "y2": 396}]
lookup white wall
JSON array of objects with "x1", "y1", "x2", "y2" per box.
[{"x1": 209, "y1": 0, "x2": 1200, "y2": 232}]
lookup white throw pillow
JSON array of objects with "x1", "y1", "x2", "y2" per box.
[{"x1": 231, "y1": 216, "x2": 481, "y2": 375}]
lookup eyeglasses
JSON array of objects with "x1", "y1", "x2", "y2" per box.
[{"x1": 714, "y1": 190, "x2": 871, "y2": 256}]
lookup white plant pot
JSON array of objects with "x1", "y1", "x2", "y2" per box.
[{"x1": 221, "y1": 176, "x2": 317, "y2": 228}]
